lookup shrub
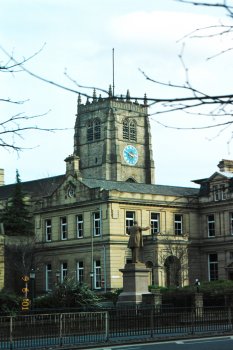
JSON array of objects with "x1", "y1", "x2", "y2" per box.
[
  {"x1": 34, "y1": 278, "x2": 101, "y2": 310},
  {"x1": 199, "y1": 280, "x2": 233, "y2": 294},
  {"x1": 0, "y1": 289, "x2": 21, "y2": 315},
  {"x1": 102, "y1": 289, "x2": 123, "y2": 305}
]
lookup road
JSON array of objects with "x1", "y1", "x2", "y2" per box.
[{"x1": 88, "y1": 335, "x2": 233, "y2": 350}]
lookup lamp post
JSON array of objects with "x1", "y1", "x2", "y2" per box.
[
  {"x1": 29, "y1": 269, "x2": 36, "y2": 310},
  {"x1": 195, "y1": 278, "x2": 200, "y2": 293}
]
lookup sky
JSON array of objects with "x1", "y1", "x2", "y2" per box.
[{"x1": 1, "y1": 0, "x2": 233, "y2": 187}]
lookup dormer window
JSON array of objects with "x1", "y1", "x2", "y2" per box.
[
  {"x1": 213, "y1": 184, "x2": 226, "y2": 201},
  {"x1": 220, "y1": 184, "x2": 226, "y2": 200},
  {"x1": 213, "y1": 185, "x2": 219, "y2": 201}
]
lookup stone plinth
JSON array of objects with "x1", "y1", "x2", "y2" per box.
[
  {"x1": 194, "y1": 292, "x2": 203, "y2": 317},
  {"x1": 117, "y1": 263, "x2": 151, "y2": 307}
]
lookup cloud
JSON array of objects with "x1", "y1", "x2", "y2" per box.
[{"x1": 111, "y1": 11, "x2": 217, "y2": 42}]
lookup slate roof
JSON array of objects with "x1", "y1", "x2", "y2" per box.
[
  {"x1": 193, "y1": 171, "x2": 233, "y2": 184},
  {"x1": 81, "y1": 178, "x2": 199, "y2": 197},
  {"x1": 0, "y1": 175, "x2": 65, "y2": 200},
  {"x1": 0, "y1": 174, "x2": 199, "y2": 200}
]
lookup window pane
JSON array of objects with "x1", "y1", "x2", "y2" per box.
[
  {"x1": 209, "y1": 253, "x2": 218, "y2": 281},
  {"x1": 61, "y1": 217, "x2": 67, "y2": 240},
  {"x1": 207, "y1": 215, "x2": 215, "y2": 237},
  {"x1": 94, "y1": 260, "x2": 101, "y2": 289},
  {"x1": 77, "y1": 261, "x2": 84, "y2": 284},
  {"x1": 221, "y1": 184, "x2": 226, "y2": 200},
  {"x1": 93, "y1": 212, "x2": 101, "y2": 236},
  {"x1": 45, "y1": 219, "x2": 52, "y2": 242},
  {"x1": 45, "y1": 263, "x2": 52, "y2": 291},
  {"x1": 77, "y1": 214, "x2": 83, "y2": 238},
  {"x1": 151, "y1": 213, "x2": 159, "y2": 234},
  {"x1": 174, "y1": 214, "x2": 182, "y2": 235},
  {"x1": 126, "y1": 211, "x2": 135, "y2": 234},
  {"x1": 213, "y1": 185, "x2": 219, "y2": 201},
  {"x1": 61, "y1": 262, "x2": 68, "y2": 282}
]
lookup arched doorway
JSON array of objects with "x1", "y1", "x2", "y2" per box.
[{"x1": 164, "y1": 256, "x2": 181, "y2": 287}]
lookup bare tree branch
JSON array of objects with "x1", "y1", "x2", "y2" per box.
[
  {"x1": 2, "y1": 1, "x2": 233, "y2": 146},
  {"x1": 0, "y1": 46, "x2": 70, "y2": 152},
  {"x1": 175, "y1": 0, "x2": 233, "y2": 16},
  {"x1": 0, "y1": 46, "x2": 98, "y2": 99}
]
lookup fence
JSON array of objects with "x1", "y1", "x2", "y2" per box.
[{"x1": 0, "y1": 306, "x2": 233, "y2": 349}]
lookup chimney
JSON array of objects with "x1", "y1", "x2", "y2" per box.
[
  {"x1": 64, "y1": 154, "x2": 81, "y2": 176},
  {"x1": 217, "y1": 159, "x2": 233, "y2": 173},
  {"x1": 0, "y1": 169, "x2": 4, "y2": 186}
]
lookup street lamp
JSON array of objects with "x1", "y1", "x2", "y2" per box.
[
  {"x1": 29, "y1": 269, "x2": 36, "y2": 310},
  {"x1": 195, "y1": 278, "x2": 200, "y2": 293}
]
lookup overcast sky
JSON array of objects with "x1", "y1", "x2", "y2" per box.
[{"x1": 1, "y1": 0, "x2": 232, "y2": 187}]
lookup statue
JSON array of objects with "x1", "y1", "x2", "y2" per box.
[{"x1": 127, "y1": 221, "x2": 150, "y2": 263}]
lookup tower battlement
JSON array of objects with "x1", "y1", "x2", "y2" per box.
[{"x1": 77, "y1": 88, "x2": 148, "y2": 115}]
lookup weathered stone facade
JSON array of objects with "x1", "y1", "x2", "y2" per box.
[
  {"x1": 74, "y1": 97, "x2": 155, "y2": 183},
  {"x1": 1, "y1": 94, "x2": 233, "y2": 295}
]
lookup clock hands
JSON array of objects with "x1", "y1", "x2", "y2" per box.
[
  {"x1": 125, "y1": 150, "x2": 136, "y2": 158},
  {"x1": 123, "y1": 145, "x2": 138, "y2": 165},
  {"x1": 128, "y1": 152, "x2": 135, "y2": 158}
]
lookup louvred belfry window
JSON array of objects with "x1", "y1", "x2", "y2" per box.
[
  {"x1": 87, "y1": 119, "x2": 101, "y2": 141},
  {"x1": 123, "y1": 119, "x2": 137, "y2": 141}
]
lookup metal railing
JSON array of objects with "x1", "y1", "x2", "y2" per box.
[{"x1": 0, "y1": 306, "x2": 232, "y2": 349}]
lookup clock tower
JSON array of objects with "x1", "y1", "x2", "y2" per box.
[{"x1": 73, "y1": 89, "x2": 155, "y2": 184}]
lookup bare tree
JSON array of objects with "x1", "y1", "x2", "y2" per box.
[
  {"x1": 0, "y1": 47, "x2": 67, "y2": 152},
  {"x1": 158, "y1": 234, "x2": 189, "y2": 287},
  {"x1": 138, "y1": 0, "x2": 233, "y2": 127},
  {"x1": 2, "y1": 1, "x2": 233, "y2": 147}
]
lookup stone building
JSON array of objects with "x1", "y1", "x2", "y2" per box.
[{"x1": 1, "y1": 91, "x2": 233, "y2": 295}]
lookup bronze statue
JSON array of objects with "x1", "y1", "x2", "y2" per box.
[{"x1": 127, "y1": 221, "x2": 150, "y2": 263}]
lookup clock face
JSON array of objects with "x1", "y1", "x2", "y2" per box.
[
  {"x1": 67, "y1": 186, "x2": 75, "y2": 198},
  {"x1": 123, "y1": 145, "x2": 138, "y2": 166}
]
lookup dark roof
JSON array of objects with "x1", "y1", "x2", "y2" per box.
[
  {"x1": 0, "y1": 175, "x2": 65, "y2": 200},
  {"x1": 193, "y1": 171, "x2": 233, "y2": 185},
  {"x1": 81, "y1": 178, "x2": 199, "y2": 197},
  {"x1": 0, "y1": 174, "x2": 199, "y2": 200}
]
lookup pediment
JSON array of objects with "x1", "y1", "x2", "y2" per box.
[
  {"x1": 208, "y1": 172, "x2": 229, "y2": 182},
  {"x1": 47, "y1": 175, "x2": 91, "y2": 204},
  {"x1": 193, "y1": 171, "x2": 232, "y2": 185}
]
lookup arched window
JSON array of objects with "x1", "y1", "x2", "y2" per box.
[
  {"x1": 126, "y1": 177, "x2": 136, "y2": 183},
  {"x1": 94, "y1": 119, "x2": 101, "y2": 140},
  {"x1": 87, "y1": 120, "x2": 93, "y2": 141},
  {"x1": 129, "y1": 120, "x2": 136, "y2": 141},
  {"x1": 123, "y1": 120, "x2": 129, "y2": 140},
  {"x1": 87, "y1": 119, "x2": 101, "y2": 142},
  {"x1": 123, "y1": 119, "x2": 136, "y2": 141}
]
